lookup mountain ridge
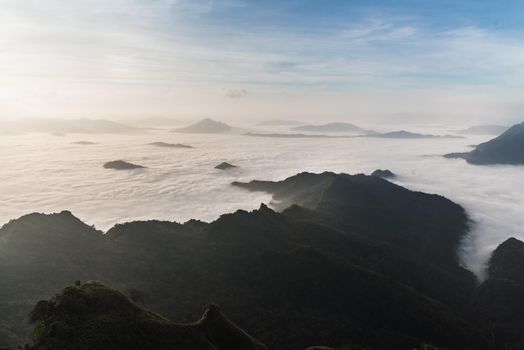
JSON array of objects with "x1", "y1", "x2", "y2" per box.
[
  {"x1": 0, "y1": 172, "x2": 520, "y2": 349},
  {"x1": 172, "y1": 118, "x2": 232, "y2": 134},
  {"x1": 445, "y1": 122, "x2": 524, "y2": 165}
]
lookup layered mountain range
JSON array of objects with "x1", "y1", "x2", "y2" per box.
[{"x1": 0, "y1": 172, "x2": 522, "y2": 349}]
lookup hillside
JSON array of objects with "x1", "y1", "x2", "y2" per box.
[
  {"x1": 244, "y1": 132, "x2": 348, "y2": 138},
  {"x1": 291, "y1": 122, "x2": 373, "y2": 134},
  {"x1": 233, "y1": 172, "x2": 468, "y2": 266},
  {"x1": 172, "y1": 118, "x2": 232, "y2": 133},
  {"x1": 0, "y1": 173, "x2": 483, "y2": 349},
  {"x1": 148, "y1": 142, "x2": 193, "y2": 148},
  {"x1": 445, "y1": 122, "x2": 524, "y2": 165},
  {"x1": 27, "y1": 281, "x2": 267, "y2": 350},
  {"x1": 0, "y1": 118, "x2": 139, "y2": 135},
  {"x1": 368, "y1": 130, "x2": 461, "y2": 139},
  {"x1": 469, "y1": 237, "x2": 524, "y2": 348},
  {"x1": 457, "y1": 124, "x2": 508, "y2": 135},
  {"x1": 103, "y1": 160, "x2": 146, "y2": 170},
  {"x1": 2, "y1": 172, "x2": 523, "y2": 349}
]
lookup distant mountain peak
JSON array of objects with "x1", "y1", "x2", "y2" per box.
[
  {"x1": 445, "y1": 121, "x2": 524, "y2": 165},
  {"x1": 148, "y1": 142, "x2": 193, "y2": 148},
  {"x1": 215, "y1": 162, "x2": 237, "y2": 170},
  {"x1": 371, "y1": 130, "x2": 462, "y2": 139},
  {"x1": 103, "y1": 160, "x2": 146, "y2": 170},
  {"x1": 173, "y1": 118, "x2": 232, "y2": 133},
  {"x1": 371, "y1": 169, "x2": 396, "y2": 178},
  {"x1": 291, "y1": 122, "x2": 374, "y2": 134},
  {"x1": 457, "y1": 124, "x2": 509, "y2": 135}
]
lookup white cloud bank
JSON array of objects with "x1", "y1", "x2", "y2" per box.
[{"x1": 0, "y1": 128, "x2": 522, "y2": 279}]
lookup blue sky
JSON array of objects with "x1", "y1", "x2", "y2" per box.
[
  {"x1": 1, "y1": 0, "x2": 523, "y2": 124},
  {"x1": 174, "y1": 0, "x2": 524, "y2": 32}
]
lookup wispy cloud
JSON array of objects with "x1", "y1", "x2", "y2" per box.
[{"x1": 0, "y1": 0, "x2": 523, "y2": 121}]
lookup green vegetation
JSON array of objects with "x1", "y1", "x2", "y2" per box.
[
  {"x1": 25, "y1": 281, "x2": 266, "y2": 350},
  {"x1": 0, "y1": 172, "x2": 522, "y2": 349}
]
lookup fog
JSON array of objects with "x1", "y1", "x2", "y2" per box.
[{"x1": 1, "y1": 123, "x2": 522, "y2": 279}]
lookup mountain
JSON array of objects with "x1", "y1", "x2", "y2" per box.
[
  {"x1": 257, "y1": 119, "x2": 306, "y2": 126},
  {"x1": 0, "y1": 118, "x2": 140, "y2": 135},
  {"x1": 71, "y1": 141, "x2": 97, "y2": 145},
  {"x1": 368, "y1": 130, "x2": 461, "y2": 139},
  {"x1": 487, "y1": 237, "x2": 524, "y2": 284},
  {"x1": 445, "y1": 122, "x2": 524, "y2": 165},
  {"x1": 4, "y1": 172, "x2": 523, "y2": 349},
  {"x1": 148, "y1": 142, "x2": 193, "y2": 148},
  {"x1": 0, "y1": 203, "x2": 481, "y2": 349},
  {"x1": 232, "y1": 172, "x2": 468, "y2": 266},
  {"x1": 291, "y1": 122, "x2": 373, "y2": 134},
  {"x1": 457, "y1": 124, "x2": 509, "y2": 135},
  {"x1": 371, "y1": 169, "x2": 396, "y2": 178},
  {"x1": 172, "y1": 118, "x2": 232, "y2": 133},
  {"x1": 103, "y1": 160, "x2": 146, "y2": 170},
  {"x1": 27, "y1": 282, "x2": 267, "y2": 350},
  {"x1": 0, "y1": 211, "x2": 110, "y2": 346},
  {"x1": 215, "y1": 162, "x2": 237, "y2": 170},
  {"x1": 469, "y1": 238, "x2": 524, "y2": 348},
  {"x1": 244, "y1": 132, "x2": 349, "y2": 138}
]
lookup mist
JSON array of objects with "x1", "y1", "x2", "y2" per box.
[{"x1": 1, "y1": 122, "x2": 521, "y2": 279}]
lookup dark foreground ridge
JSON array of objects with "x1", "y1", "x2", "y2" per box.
[
  {"x1": 26, "y1": 282, "x2": 267, "y2": 350},
  {"x1": 103, "y1": 160, "x2": 146, "y2": 170},
  {"x1": 0, "y1": 172, "x2": 522, "y2": 349},
  {"x1": 445, "y1": 121, "x2": 524, "y2": 165}
]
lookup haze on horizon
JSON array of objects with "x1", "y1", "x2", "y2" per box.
[{"x1": 1, "y1": 0, "x2": 524, "y2": 125}]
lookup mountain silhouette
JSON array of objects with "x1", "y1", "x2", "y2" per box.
[
  {"x1": 27, "y1": 281, "x2": 267, "y2": 350},
  {"x1": 368, "y1": 130, "x2": 461, "y2": 139},
  {"x1": 173, "y1": 118, "x2": 232, "y2": 133},
  {"x1": 445, "y1": 122, "x2": 524, "y2": 165},
  {"x1": 291, "y1": 122, "x2": 374, "y2": 134},
  {"x1": 469, "y1": 237, "x2": 524, "y2": 347},
  {"x1": 148, "y1": 142, "x2": 193, "y2": 148},
  {"x1": 215, "y1": 162, "x2": 237, "y2": 170},
  {"x1": 457, "y1": 124, "x2": 508, "y2": 135},
  {"x1": 1, "y1": 173, "x2": 521, "y2": 349},
  {"x1": 371, "y1": 169, "x2": 396, "y2": 178},
  {"x1": 103, "y1": 160, "x2": 146, "y2": 170}
]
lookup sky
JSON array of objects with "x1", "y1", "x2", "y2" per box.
[{"x1": 1, "y1": 0, "x2": 524, "y2": 124}]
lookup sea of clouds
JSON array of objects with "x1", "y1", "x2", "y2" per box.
[{"x1": 1, "y1": 126, "x2": 522, "y2": 279}]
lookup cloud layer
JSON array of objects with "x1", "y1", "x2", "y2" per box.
[{"x1": 1, "y1": 126, "x2": 522, "y2": 279}]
